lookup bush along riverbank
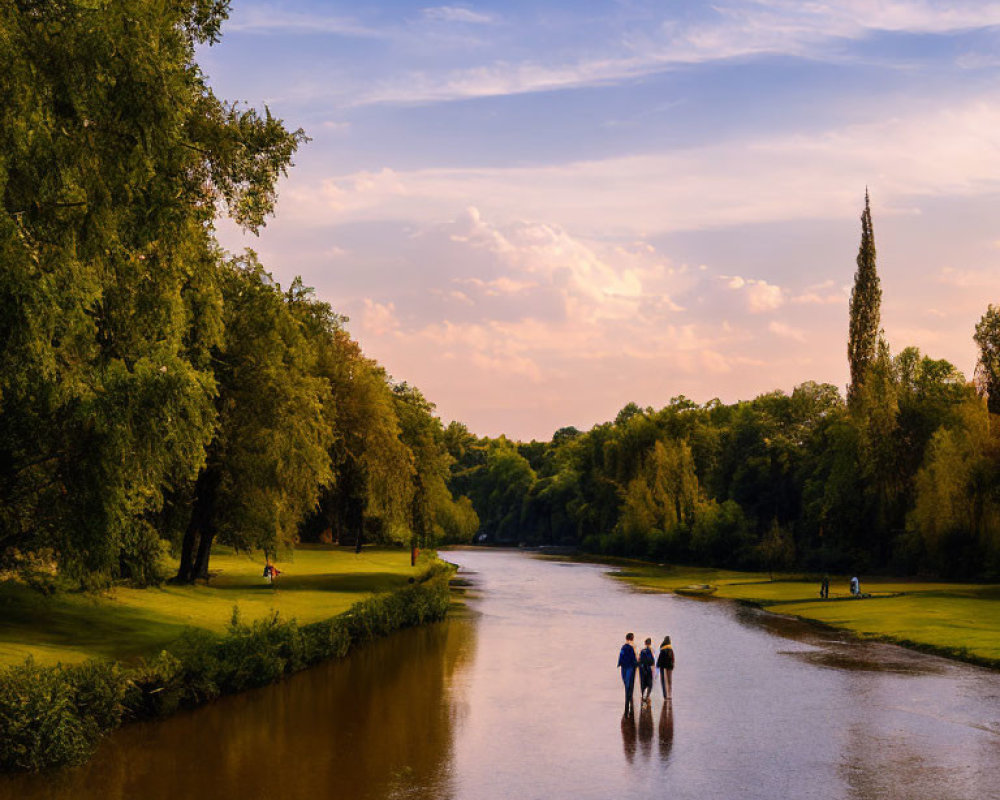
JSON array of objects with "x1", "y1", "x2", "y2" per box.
[{"x1": 0, "y1": 562, "x2": 454, "y2": 773}]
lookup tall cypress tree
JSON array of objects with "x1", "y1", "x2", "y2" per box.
[{"x1": 847, "y1": 190, "x2": 881, "y2": 408}]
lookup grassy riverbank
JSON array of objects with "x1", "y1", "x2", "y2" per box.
[
  {"x1": 600, "y1": 560, "x2": 1000, "y2": 667},
  {"x1": 0, "y1": 546, "x2": 423, "y2": 667}
]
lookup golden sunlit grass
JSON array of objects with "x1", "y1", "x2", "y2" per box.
[
  {"x1": 0, "y1": 546, "x2": 423, "y2": 667},
  {"x1": 605, "y1": 560, "x2": 1000, "y2": 666}
]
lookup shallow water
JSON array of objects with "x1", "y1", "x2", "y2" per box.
[{"x1": 3, "y1": 549, "x2": 999, "y2": 800}]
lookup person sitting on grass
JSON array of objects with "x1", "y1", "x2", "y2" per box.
[{"x1": 263, "y1": 560, "x2": 282, "y2": 585}]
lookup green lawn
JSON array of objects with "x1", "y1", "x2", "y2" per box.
[
  {"x1": 607, "y1": 561, "x2": 1000, "y2": 666},
  {"x1": 0, "y1": 546, "x2": 424, "y2": 667}
]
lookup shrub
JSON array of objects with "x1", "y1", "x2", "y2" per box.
[
  {"x1": 65, "y1": 660, "x2": 127, "y2": 734},
  {"x1": 0, "y1": 659, "x2": 94, "y2": 772},
  {"x1": 125, "y1": 650, "x2": 185, "y2": 718}
]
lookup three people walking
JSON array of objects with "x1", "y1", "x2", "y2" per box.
[{"x1": 618, "y1": 631, "x2": 675, "y2": 714}]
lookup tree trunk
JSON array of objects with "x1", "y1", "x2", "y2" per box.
[
  {"x1": 176, "y1": 519, "x2": 198, "y2": 583},
  {"x1": 193, "y1": 526, "x2": 216, "y2": 579},
  {"x1": 175, "y1": 467, "x2": 219, "y2": 583}
]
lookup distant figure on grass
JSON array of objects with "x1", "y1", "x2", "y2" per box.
[
  {"x1": 820, "y1": 575, "x2": 830, "y2": 599},
  {"x1": 638, "y1": 638, "x2": 656, "y2": 703},
  {"x1": 263, "y1": 560, "x2": 281, "y2": 585},
  {"x1": 657, "y1": 636, "x2": 675, "y2": 700},
  {"x1": 850, "y1": 576, "x2": 860, "y2": 597},
  {"x1": 617, "y1": 632, "x2": 638, "y2": 715}
]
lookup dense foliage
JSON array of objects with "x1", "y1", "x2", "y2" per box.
[
  {"x1": 452, "y1": 365, "x2": 999, "y2": 578},
  {"x1": 0, "y1": 0, "x2": 476, "y2": 586}
]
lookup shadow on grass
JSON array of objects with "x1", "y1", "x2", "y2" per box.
[
  {"x1": 209, "y1": 571, "x2": 410, "y2": 595},
  {"x1": 0, "y1": 583, "x2": 191, "y2": 664}
]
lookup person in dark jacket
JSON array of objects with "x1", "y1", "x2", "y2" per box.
[
  {"x1": 638, "y1": 637, "x2": 656, "y2": 703},
  {"x1": 617, "y1": 632, "x2": 638, "y2": 715},
  {"x1": 656, "y1": 636, "x2": 675, "y2": 700}
]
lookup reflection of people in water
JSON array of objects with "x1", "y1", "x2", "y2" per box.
[
  {"x1": 638, "y1": 638, "x2": 655, "y2": 703},
  {"x1": 658, "y1": 698, "x2": 674, "y2": 762},
  {"x1": 637, "y1": 698, "x2": 654, "y2": 759},
  {"x1": 620, "y1": 710, "x2": 637, "y2": 764},
  {"x1": 656, "y1": 636, "x2": 675, "y2": 700},
  {"x1": 617, "y1": 632, "x2": 638, "y2": 715}
]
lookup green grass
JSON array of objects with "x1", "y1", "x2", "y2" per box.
[
  {"x1": 0, "y1": 546, "x2": 423, "y2": 667},
  {"x1": 607, "y1": 560, "x2": 1000, "y2": 666}
]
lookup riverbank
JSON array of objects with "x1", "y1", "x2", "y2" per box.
[
  {"x1": 573, "y1": 557, "x2": 1000, "y2": 668},
  {"x1": 0, "y1": 548, "x2": 454, "y2": 772},
  {"x1": 0, "y1": 545, "x2": 422, "y2": 667}
]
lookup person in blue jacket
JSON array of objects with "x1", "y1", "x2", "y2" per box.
[
  {"x1": 638, "y1": 637, "x2": 656, "y2": 703},
  {"x1": 617, "y1": 632, "x2": 638, "y2": 715}
]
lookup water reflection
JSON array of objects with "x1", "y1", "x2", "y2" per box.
[
  {"x1": 658, "y1": 702, "x2": 674, "y2": 763},
  {"x1": 3, "y1": 618, "x2": 476, "y2": 800},
  {"x1": 637, "y1": 702, "x2": 654, "y2": 760},
  {"x1": 621, "y1": 712, "x2": 637, "y2": 764}
]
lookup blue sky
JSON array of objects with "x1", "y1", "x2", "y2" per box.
[{"x1": 205, "y1": 1, "x2": 1000, "y2": 439}]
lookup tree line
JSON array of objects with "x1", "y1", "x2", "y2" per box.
[
  {"x1": 447, "y1": 194, "x2": 1000, "y2": 579},
  {"x1": 0, "y1": 0, "x2": 477, "y2": 587}
]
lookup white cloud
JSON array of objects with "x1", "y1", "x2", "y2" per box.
[
  {"x1": 227, "y1": 8, "x2": 382, "y2": 37},
  {"x1": 768, "y1": 320, "x2": 807, "y2": 342},
  {"x1": 345, "y1": 1, "x2": 1000, "y2": 105},
  {"x1": 422, "y1": 6, "x2": 496, "y2": 24},
  {"x1": 277, "y1": 96, "x2": 1000, "y2": 236},
  {"x1": 360, "y1": 299, "x2": 400, "y2": 336},
  {"x1": 938, "y1": 266, "x2": 1000, "y2": 288},
  {"x1": 321, "y1": 121, "x2": 352, "y2": 133},
  {"x1": 745, "y1": 280, "x2": 785, "y2": 313}
]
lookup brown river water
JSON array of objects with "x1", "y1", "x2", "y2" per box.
[{"x1": 3, "y1": 549, "x2": 999, "y2": 800}]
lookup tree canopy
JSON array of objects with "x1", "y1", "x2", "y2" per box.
[{"x1": 0, "y1": 0, "x2": 476, "y2": 586}]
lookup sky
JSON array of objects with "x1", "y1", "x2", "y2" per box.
[{"x1": 203, "y1": 1, "x2": 1000, "y2": 440}]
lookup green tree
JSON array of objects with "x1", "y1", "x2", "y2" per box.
[
  {"x1": 909, "y1": 396, "x2": 1000, "y2": 576},
  {"x1": 0, "y1": 0, "x2": 304, "y2": 581},
  {"x1": 468, "y1": 440, "x2": 536, "y2": 543},
  {"x1": 175, "y1": 257, "x2": 333, "y2": 581},
  {"x1": 393, "y1": 383, "x2": 479, "y2": 558},
  {"x1": 757, "y1": 518, "x2": 795, "y2": 580},
  {"x1": 847, "y1": 190, "x2": 881, "y2": 408},
  {"x1": 974, "y1": 305, "x2": 1000, "y2": 414},
  {"x1": 304, "y1": 333, "x2": 415, "y2": 551},
  {"x1": 618, "y1": 439, "x2": 700, "y2": 558}
]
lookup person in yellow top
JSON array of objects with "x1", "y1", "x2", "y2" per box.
[{"x1": 656, "y1": 636, "x2": 675, "y2": 700}]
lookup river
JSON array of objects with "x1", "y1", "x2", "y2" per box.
[{"x1": 3, "y1": 549, "x2": 999, "y2": 800}]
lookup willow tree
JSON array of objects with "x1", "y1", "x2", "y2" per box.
[
  {"x1": 847, "y1": 191, "x2": 882, "y2": 409},
  {"x1": 175, "y1": 258, "x2": 334, "y2": 582},
  {"x1": 0, "y1": 1, "x2": 305, "y2": 581}
]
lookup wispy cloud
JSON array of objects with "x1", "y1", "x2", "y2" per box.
[
  {"x1": 277, "y1": 96, "x2": 1000, "y2": 236},
  {"x1": 422, "y1": 6, "x2": 497, "y2": 25},
  {"x1": 226, "y1": 8, "x2": 384, "y2": 38},
  {"x1": 347, "y1": 1, "x2": 1000, "y2": 105}
]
